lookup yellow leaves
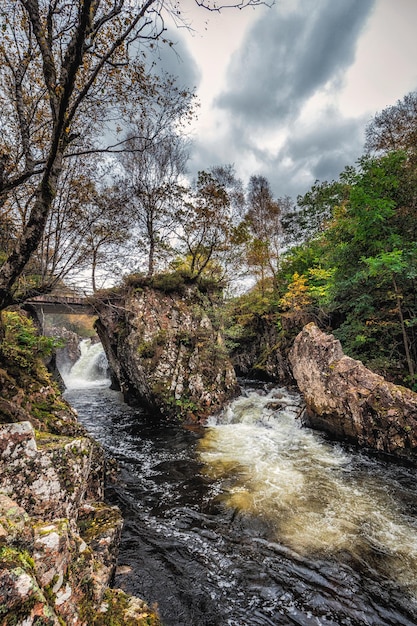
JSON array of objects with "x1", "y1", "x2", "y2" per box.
[{"x1": 280, "y1": 273, "x2": 311, "y2": 312}]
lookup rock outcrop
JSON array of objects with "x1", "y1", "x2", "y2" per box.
[
  {"x1": 51, "y1": 327, "x2": 82, "y2": 377},
  {"x1": 230, "y1": 313, "x2": 298, "y2": 384},
  {"x1": 0, "y1": 313, "x2": 160, "y2": 625},
  {"x1": 94, "y1": 278, "x2": 238, "y2": 422},
  {"x1": 289, "y1": 323, "x2": 417, "y2": 463}
]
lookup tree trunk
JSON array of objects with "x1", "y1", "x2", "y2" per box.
[
  {"x1": 393, "y1": 275, "x2": 415, "y2": 379},
  {"x1": 92, "y1": 247, "x2": 98, "y2": 293},
  {"x1": 0, "y1": 154, "x2": 63, "y2": 310},
  {"x1": 147, "y1": 237, "x2": 155, "y2": 278}
]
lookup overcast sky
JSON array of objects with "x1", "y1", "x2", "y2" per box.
[{"x1": 160, "y1": 0, "x2": 417, "y2": 201}]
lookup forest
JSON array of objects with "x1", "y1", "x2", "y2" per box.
[{"x1": 0, "y1": 0, "x2": 416, "y2": 388}]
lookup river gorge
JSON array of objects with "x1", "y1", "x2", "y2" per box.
[{"x1": 63, "y1": 341, "x2": 417, "y2": 626}]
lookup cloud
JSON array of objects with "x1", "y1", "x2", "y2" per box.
[
  {"x1": 216, "y1": 0, "x2": 375, "y2": 128},
  {"x1": 265, "y1": 110, "x2": 369, "y2": 198},
  {"x1": 153, "y1": 27, "x2": 201, "y2": 89},
  {"x1": 186, "y1": 0, "x2": 377, "y2": 199},
  {"x1": 189, "y1": 107, "x2": 368, "y2": 199}
]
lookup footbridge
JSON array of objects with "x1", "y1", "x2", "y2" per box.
[{"x1": 25, "y1": 294, "x2": 96, "y2": 316}]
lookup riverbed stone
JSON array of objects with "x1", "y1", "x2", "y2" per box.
[{"x1": 289, "y1": 323, "x2": 417, "y2": 463}]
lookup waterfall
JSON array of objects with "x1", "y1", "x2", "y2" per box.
[{"x1": 63, "y1": 338, "x2": 110, "y2": 389}]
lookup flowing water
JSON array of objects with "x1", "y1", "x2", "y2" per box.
[{"x1": 64, "y1": 343, "x2": 417, "y2": 626}]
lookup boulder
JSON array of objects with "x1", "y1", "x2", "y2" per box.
[
  {"x1": 289, "y1": 323, "x2": 417, "y2": 463},
  {"x1": 94, "y1": 281, "x2": 238, "y2": 422},
  {"x1": 0, "y1": 423, "x2": 103, "y2": 520}
]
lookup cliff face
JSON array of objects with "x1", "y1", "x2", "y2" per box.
[
  {"x1": 0, "y1": 315, "x2": 160, "y2": 625},
  {"x1": 230, "y1": 313, "x2": 297, "y2": 384},
  {"x1": 94, "y1": 281, "x2": 238, "y2": 422},
  {"x1": 289, "y1": 323, "x2": 417, "y2": 464}
]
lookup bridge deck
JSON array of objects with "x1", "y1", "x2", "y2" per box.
[{"x1": 26, "y1": 295, "x2": 95, "y2": 315}]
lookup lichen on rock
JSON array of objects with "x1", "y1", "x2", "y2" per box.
[
  {"x1": 94, "y1": 277, "x2": 239, "y2": 422},
  {"x1": 0, "y1": 310, "x2": 161, "y2": 625}
]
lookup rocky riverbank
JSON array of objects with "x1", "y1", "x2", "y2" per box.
[
  {"x1": 0, "y1": 312, "x2": 160, "y2": 625},
  {"x1": 3, "y1": 302, "x2": 417, "y2": 624}
]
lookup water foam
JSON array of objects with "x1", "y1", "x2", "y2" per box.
[
  {"x1": 64, "y1": 339, "x2": 110, "y2": 389},
  {"x1": 199, "y1": 388, "x2": 417, "y2": 597}
]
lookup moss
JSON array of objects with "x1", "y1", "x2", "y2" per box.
[
  {"x1": 0, "y1": 311, "x2": 61, "y2": 374},
  {"x1": 77, "y1": 503, "x2": 122, "y2": 544},
  {"x1": 35, "y1": 430, "x2": 74, "y2": 448},
  {"x1": 137, "y1": 340, "x2": 157, "y2": 360},
  {"x1": 0, "y1": 546, "x2": 36, "y2": 571},
  {"x1": 92, "y1": 589, "x2": 161, "y2": 626},
  {"x1": 0, "y1": 598, "x2": 38, "y2": 624},
  {"x1": 0, "y1": 548, "x2": 58, "y2": 624},
  {"x1": 176, "y1": 330, "x2": 195, "y2": 348},
  {"x1": 0, "y1": 354, "x2": 83, "y2": 435}
]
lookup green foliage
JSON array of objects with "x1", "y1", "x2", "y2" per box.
[
  {"x1": 223, "y1": 283, "x2": 281, "y2": 355},
  {"x1": 151, "y1": 270, "x2": 191, "y2": 293},
  {"x1": 287, "y1": 178, "x2": 349, "y2": 245},
  {"x1": 0, "y1": 311, "x2": 63, "y2": 372},
  {"x1": 271, "y1": 148, "x2": 417, "y2": 385},
  {"x1": 226, "y1": 284, "x2": 278, "y2": 330},
  {"x1": 166, "y1": 395, "x2": 199, "y2": 419},
  {"x1": 122, "y1": 267, "x2": 225, "y2": 297},
  {"x1": 92, "y1": 589, "x2": 161, "y2": 625}
]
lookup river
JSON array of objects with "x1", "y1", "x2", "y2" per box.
[{"x1": 63, "y1": 341, "x2": 417, "y2": 626}]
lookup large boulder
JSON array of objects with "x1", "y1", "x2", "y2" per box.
[
  {"x1": 94, "y1": 279, "x2": 238, "y2": 422},
  {"x1": 289, "y1": 323, "x2": 417, "y2": 463}
]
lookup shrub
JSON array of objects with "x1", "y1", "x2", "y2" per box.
[{"x1": 0, "y1": 311, "x2": 62, "y2": 372}]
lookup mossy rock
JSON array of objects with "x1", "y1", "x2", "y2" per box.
[{"x1": 92, "y1": 589, "x2": 161, "y2": 626}]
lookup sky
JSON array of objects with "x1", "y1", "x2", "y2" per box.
[{"x1": 158, "y1": 0, "x2": 417, "y2": 201}]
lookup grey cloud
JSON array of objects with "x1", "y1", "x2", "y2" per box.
[
  {"x1": 216, "y1": 0, "x2": 375, "y2": 127},
  {"x1": 189, "y1": 110, "x2": 367, "y2": 200},
  {"x1": 265, "y1": 113, "x2": 368, "y2": 198},
  {"x1": 154, "y1": 28, "x2": 201, "y2": 89}
]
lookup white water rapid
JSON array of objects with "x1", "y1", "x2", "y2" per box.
[
  {"x1": 199, "y1": 387, "x2": 417, "y2": 601},
  {"x1": 63, "y1": 338, "x2": 110, "y2": 389}
]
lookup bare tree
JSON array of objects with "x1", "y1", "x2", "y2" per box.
[
  {"x1": 0, "y1": 0, "x2": 265, "y2": 310},
  {"x1": 365, "y1": 91, "x2": 417, "y2": 154},
  {"x1": 245, "y1": 175, "x2": 281, "y2": 288},
  {"x1": 120, "y1": 78, "x2": 195, "y2": 277},
  {"x1": 76, "y1": 185, "x2": 132, "y2": 292},
  {"x1": 175, "y1": 170, "x2": 234, "y2": 280}
]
